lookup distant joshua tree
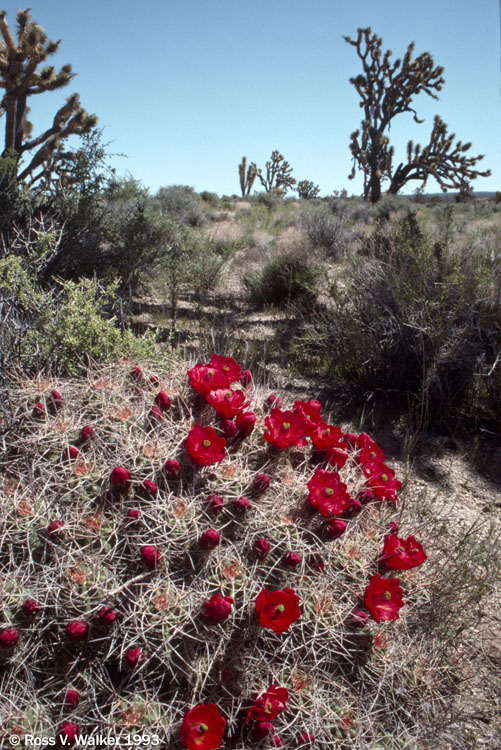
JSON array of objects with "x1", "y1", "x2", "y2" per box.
[
  {"x1": 297, "y1": 180, "x2": 320, "y2": 199},
  {"x1": 257, "y1": 150, "x2": 296, "y2": 195},
  {"x1": 238, "y1": 156, "x2": 257, "y2": 197},
  {"x1": 344, "y1": 27, "x2": 490, "y2": 203},
  {"x1": 0, "y1": 7, "x2": 97, "y2": 188}
]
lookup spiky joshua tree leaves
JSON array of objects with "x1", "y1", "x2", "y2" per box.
[
  {"x1": 238, "y1": 156, "x2": 257, "y2": 197},
  {"x1": 257, "y1": 150, "x2": 296, "y2": 195},
  {"x1": 297, "y1": 179, "x2": 320, "y2": 199},
  {"x1": 0, "y1": 8, "x2": 97, "y2": 188},
  {"x1": 344, "y1": 27, "x2": 490, "y2": 202}
]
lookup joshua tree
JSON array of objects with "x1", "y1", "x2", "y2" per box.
[
  {"x1": 257, "y1": 150, "x2": 296, "y2": 195},
  {"x1": 297, "y1": 179, "x2": 320, "y2": 199},
  {"x1": 238, "y1": 156, "x2": 257, "y2": 197},
  {"x1": 0, "y1": 8, "x2": 97, "y2": 187},
  {"x1": 344, "y1": 27, "x2": 490, "y2": 202}
]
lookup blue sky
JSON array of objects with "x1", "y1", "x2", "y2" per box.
[{"x1": 2, "y1": 0, "x2": 500, "y2": 196}]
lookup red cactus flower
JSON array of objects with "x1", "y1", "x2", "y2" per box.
[
  {"x1": 381, "y1": 534, "x2": 427, "y2": 570},
  {"x1": 125, "y1": 647, "x2": 144, "y2": 668},
  {"x1": 220, "y1": 419, "x2": 237, "y2": 438},
  {"x1": 32, "y1": 401, "x2": 46, "y2": 419},
  {"x1": 235, "y1": 410, "x2": 256, "y2": 437},
  {"x1": 296, "y1": 731, "x2": 316, "y2": 746},
  {"x1": 325, "y1": 518, "x2": 347, "y2": 538},
  {"x1": 233, "y1": 496, "x2": 251, "y2": 513},
  {"x1": 62, "y1": 446, "x2": 79, "y2": 461},
  {"x1": 307, "y1": 468, "x2": 352, "y2": 517},
  {"x1": 293, "y1": 399, "x2": 324, "y2": 434},
  {"x1": 199, "y1": 529, "x2": 220, "y2": 549},
  {"x1": 130, "y1": 366, "x2": 143, "y2": 381},
  {"x1": 387, "y1": 521, "x2": 399, "y2": 533},
  {"x1": 21, "y1": 599, "x2": 41, "y2": 617},
  {"x1": 141, "y1": 545, "x2": 160, "y2": 569},
  {"x1": 0, "y1": 627, "x2": 19, "y2": 648},
  {"x1": 164, "y1": 459, "x2": 182, "y2": 477},
  {"x1": 154, "y1": 391, "x2": 171, "y2": 411},
  {"x1": 206, "y1": 495, "x2": 224, "y2": 513},
  {"x1": 325, "y1": 446, "x2": 349, "y2": 470},
  {"x1": 79, "y1": 425, "x2": 95, "y2": 442},
  {"x1": 363, "y1": 462, "x2": 402, "y2": 501},
  {"x1": 283, "y1": 551, "x2": 301, "y2": 567},
  {"x1": 251, "y1": 721, "x2": 274, "y2": 740},
  {"x1": 203, "y1": 593, "x2": 234, "y2": 624},
  {"x1": 127, "y1": 509, "x2": 140, "y2": 520},
  {"x1": 187, "y1": 363, "x2": 230, "y2": 395},
  {"x1": 253, "y1": 473, "x2": 270, "y2": 493},
  {"x1": 310, "y1": 422, "x2": 345, "y2": 451},
  {"x1": 57, "y1": 722, "x2": 80, "y2": 747},
  {"x1": 65, "y1": 620, "x2": 89, "y2": 642},
  {"x1": 240, "y1": 369, "x2": 252, "y2": 387},
  {"x1": 209, "y1": 354, "x2": 242, "y2": 383},
  {"x1": 350, "y1": 609, "x2": 369, "y2": 628},
  {"x1": 148, "y1": 405, "x2": 165, "y2": 423},
  {"x1": 246, "y1": 684, "x2": 288, "y2": 724},
  {"x1": 265, "y1": 394, "x2": 283, "y2": 409},
  {"x1": 181, "y1": 702, "x2": 227, "y2": 750},
  {"x1": 142, "y1": 479, "x2": 158, "y2": 496},
  {"x1": 186, "y1": 425, "x2": 226, "y2": 466},
  {"x1": 255, "y1": 588, "x2": 301, "y2": 634},
  {"x1": 50, "y1": 389, "x2": 63, "y2": 402},
  {"x1": 64, "y1": 689, "x2": 80, "y2": 709},
  {"x1": 307, "y1": 554, "x2": 325, "y2": 573},
  {"x1": 364, "y1": 573, "x2": 405, "y2": 623},
  {"x1": 110, "y1": 466, "x2": 132, "y2": 492},
  {"x1": 98, "y1": 606, "x2": 118, "y2": 626},
  {"x1": 254, "y1": 537, "x2": 270, "y2": 558},
  {"x1": 355, "y1": 432, "x2": 385, "y2": 464},
  {"x1": 47, "y1": 519, "x2": 65, "y2": 537},
  {"x1": 206, "y1": 388, "x2": 249, "y2": 418},
  {"x1": 263, "y1": 408, "x2": 308, "y2": 449}
]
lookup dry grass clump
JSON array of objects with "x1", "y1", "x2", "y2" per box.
[{"x1": 0, "y1": 356, "x2": 456, "y2": 748}]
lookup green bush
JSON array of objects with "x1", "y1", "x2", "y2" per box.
[
  {"x1": 243, "y1": 252, "x2": 319, "y2": 307},
  {"x1": 153, "y1": 185, "x2": 207, "y2": 227}
]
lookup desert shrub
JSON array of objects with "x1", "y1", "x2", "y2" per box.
[
  {"x1": 0, "y1": 355, "x2": 444, "y2": 748},
  {"x1": 300, "y1": 203, "x2": 352, "y2": 258},
  {"x1": 243, "y1": 252, "x2": 319, "y2": 307},
  {"x1": 293, "y1": 210, "x2": 501, "y2": 432},
  {"x1": 199, "y1": 190, "x2": 220, "y2": 207},
  {"x1": 153, "y1": 185, "x2": 207, "y2": 227},
  {"x1": 249, "y1": 191, "x2": 283, "y2": 210}
]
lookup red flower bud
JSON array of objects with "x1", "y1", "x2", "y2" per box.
[
  {"x1": 199, "y1": 529, "x2": 220, "y2": 549},
  {"x1": 50, "y1": 390, "x2": 63, "y2": 407},
  {"x1": 296, "y1": 731, "x2": 316, "y2": 746},
  {"x1": 220, "y1": 419, "x2": 237, "y2": 438},
  {"x1": 235, "y1": 410, "x2": 256, "y2": 437},
  {"x1": 47, "y1": 519, "x2": 65, "y2": 537},
  {"x1": 386, "y1": 521, "x2": 399, "y2": 533},
  {"x1": 233, "y1": 496, "x2": 251, "y2": 513},
  {"x1": 141, "y1": 545, "x2": 160, "y2": 569},
  {"x1": 154, "y1": 391, "x2": 171, "y2": 411},
  {"x1": 283, "y1": 551, "x2": 301, "y2": 567},
  {"x1": 64, "y1": 689, "x2": 80, "y2": 710},
  {"x1": 0, "y1": 627, "x2": 19, "y2": 648},
  {"x1": 203, "y1": 593, "x2": 234, "y2": 624},
  {"x1": 150, "y1": 374, "x2": 160, "y2": 385},
  {"x1": 272, "y1": 736, "x2": 285, "y2": 748},
  {"x1": 265, "y1": 394, "x2": 283, "y2": 409},
  {"x1": 359, "y1": 489, "x2": 376, "y2": 503},
  {"x1": 345, "y1": 499, "x2": 362, "y2": 517},
  {"x1": 206, "y1": 495, "x2": 224, "y2": 513},
  {"x1": 125, "y1": 647, "x2": 144, "y2": 668},
  {"x1": 307, "y1": 554, "x2": 325, "y2": 573},
  {"x1": 79, "y1": 425, "x2": 95, "y2": 442},
  {"x1": 350, "y1": 609, "x2": 369, "y2": 628},
  {"x1": 254, "y1": 537, "x2": 270, "y2": 558},
  {"x1": 127, "y1": 509, "x2": 140, "y2": 520},
  {"x1": 130, "y1": 366, "x2": 143, "y2": 381},
  {"x1": 65, "y1": 620, "x2": 89, "y2": 642},
  {"x1": 148, "y1": 406, "x2": 165, "y2": 423},
  {"x1": 32, "y1": 401, "x2": 46, "y2": 419},
  {"x1": 163, "y1": 459, "x2": 181, "y2": 478},
  {"x1": 240, "y1": 369, "x2": 252, "y2": 387},
  {"x1": 325, "y1": 519, "x2": 347, "y2": 539},
  {"x1": 110, "y1": 466, "x2": 132, "y2": 492},
  {"x1": 21, "y1": 599, "x2": 41, "y2": 617},
  {"x1": 252, "y1": 721, "x2": 274, "y2": 740},
  {"x1": 141, "y1": 479, "x2": 158, "y2": 496},
  {"x1": 98, "y1": 606, "x2": 118, "y2": 626},
  {"x1": 62, "y1": 446, "x2": 79, "y2": 461},
  {"x1": 57, "y1": 722, "x2": 80, "y2": 747},
  {"x1": 253, "y1": 473, "x2": 270, "y2": 493}
]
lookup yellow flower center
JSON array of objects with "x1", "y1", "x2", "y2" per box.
[
  {"x1": 324, "y1": 488, "x2": 334, "y2": 496},
  {"x1": 281, "y1": 422, "x2": 290, "y2": 431},
  {"x1": 276, "y1": 604, "x2": 285, "y2": 614},
  {"x1": 202, "y1": 440, "x2": 211, "y2": 448},
  {"x1": 384, "y1": 591, "x2": 391, "y2": 601}
]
